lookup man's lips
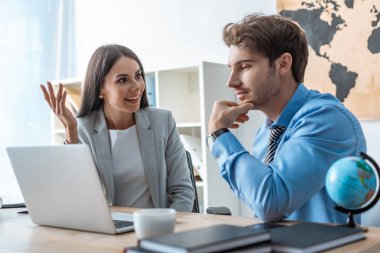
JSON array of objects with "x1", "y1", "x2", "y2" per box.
[{"x1": 236, "y1": 91, "x2": 248, "y2": 100}]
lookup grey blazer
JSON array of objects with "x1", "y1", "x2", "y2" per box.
[{"x1": 76, "y1": 107, "x2": 195, "y2": 212}]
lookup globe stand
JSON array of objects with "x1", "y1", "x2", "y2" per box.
[
  {"x1": 334, "y1": 152, "x2": 380, "y2": 233},
  {"x1": 334, "y1": 207, "x2": 368, "y2": 232}
]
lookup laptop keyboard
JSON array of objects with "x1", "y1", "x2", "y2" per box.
[{"x1": 113, "y1": 219, "x2": 134, "y2": 228}]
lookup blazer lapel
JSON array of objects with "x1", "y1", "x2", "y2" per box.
[
  {"x1": 135, "y1": 109, "x2": 159, "y2": 207},
  {"x1": 93, "y1": 108, "x2": 115, "y2": 204}
]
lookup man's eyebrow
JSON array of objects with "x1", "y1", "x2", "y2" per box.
[{"x1": 228, "y1": 59, "x2": 255, "y2": 67}]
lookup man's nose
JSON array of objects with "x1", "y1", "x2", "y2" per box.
[{"x1": 227, "y1": 72, "x2": 241, "y2": 88}]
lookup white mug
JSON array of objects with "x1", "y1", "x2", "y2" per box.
[{"x1": 133, "y1": 208, "x2": 176, "y2": 239}]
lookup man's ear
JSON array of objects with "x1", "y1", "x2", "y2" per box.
[{"x1": 277, "y1": 52, "x2": 292, "y2": 75}]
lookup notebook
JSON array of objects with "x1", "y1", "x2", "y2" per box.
[
  {"x1": 138, "y1": 224, "x2": 271, "y2": 253},
  {"x1": 270, "y1": 222, "x2": 366, "y2": 253},
  {"x1": 6, "y1": 144, "x2": 134, "y2": 234}
]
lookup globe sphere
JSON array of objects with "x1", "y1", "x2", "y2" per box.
[{"x1": 325, "y1": 156, "x2": 377, "y2": 210}]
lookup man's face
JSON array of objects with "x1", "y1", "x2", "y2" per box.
[{"x1": 227, "y1": 45, "x2": 280, "y2": 109}]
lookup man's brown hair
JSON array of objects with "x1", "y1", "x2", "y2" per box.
[{"x1": 223, "y1": 13, "x2": 309, "y2": 83}]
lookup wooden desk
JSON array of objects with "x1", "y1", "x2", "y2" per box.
[{"x1": 1, "y1": 207, "x2": 380, "y2": 253}]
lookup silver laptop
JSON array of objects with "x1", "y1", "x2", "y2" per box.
[{"x1": 6, "y1": 144, "x2": 134, "y2": 234}]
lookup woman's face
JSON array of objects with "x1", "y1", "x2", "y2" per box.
[{"x1": 99, "y1": 56, "x2": 145, "y2": 114}]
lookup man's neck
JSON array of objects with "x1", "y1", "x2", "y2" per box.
[{"x1": 263, "y1": 80, "x2": 299, "y2": 122}]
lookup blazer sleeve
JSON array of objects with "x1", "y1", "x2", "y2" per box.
[{"x1": 165, "y1": 112, "x2": 195, "y2": 211}]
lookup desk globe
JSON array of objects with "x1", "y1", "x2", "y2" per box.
[{"x1": 325, "y1": 152, "x2": 380, "y2": 229}]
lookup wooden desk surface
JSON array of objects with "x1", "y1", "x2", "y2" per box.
[{"x1": 1, "y1": 207, "x2": 380, "y2": 253}]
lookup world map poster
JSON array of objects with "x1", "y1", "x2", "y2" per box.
[{"x1": 277, "y1": 0, "x2": 380, "y2": 120}]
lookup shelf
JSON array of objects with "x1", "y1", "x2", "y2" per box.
[
  {"x1": 54, "y1": 129, "x2": 65, "y2": 134},
  {"x1": 157, "y1": 67, "x2": 200, "y2": 123},
  {"x1": 52, "y1": 79, "x2": 82, "y2": 112},
  {"x1": 195, "y1": 181, "x2": 204, "y2": 188},
  {"x1": 50, "y1": 62, "x2": 240, "y2": 215},
  {"x1": 177, "y1": 122, "x2": 201, "y2": 128}
]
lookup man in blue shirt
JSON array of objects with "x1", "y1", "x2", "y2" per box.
[{"x1": 207, "y1": 13, "x2": 366, "y2": 223}]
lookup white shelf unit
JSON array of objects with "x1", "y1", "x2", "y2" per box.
[
  {"x1": 51, "y1": 78, "x2": 82, "y2": 144},
  {"x1": 51, "y1": 62, "x2": 240, "y2": 214},
  {"x1": 147, "y1": 62, "x2": 239, "y2": 214}
]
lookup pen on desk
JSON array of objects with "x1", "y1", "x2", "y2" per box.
[{"x1": 17, "y1": 210, "x2": 28, "y2": 214}]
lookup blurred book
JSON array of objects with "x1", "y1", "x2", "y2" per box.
[
  {"x1": 51, "y1": 78, "x2": 82, "y2": 113},
  {"x1": 180, "y1": 134, "x2": 202, "y2": 172},
  {"x1": 270, "y1": 222, "x2": 365, "y2": 253},
  {"x1": 125, "y1": 242, "x2": 271, "y2": 253},
  {"x1": 123, "y1": 247, "x2": 156, "y2": 253},
  {"x1": 64, "y1": 85, "x2": 81, "y2": 113},
  {"x1": 0, "y1": 195, "x2": 25, "y2": 208},
  {"x1": 138, "y1": 224, "x2": 270, "y2": 253},
  {"x1": 145, "y1": 75, "x2": 156, "y2": 107}
]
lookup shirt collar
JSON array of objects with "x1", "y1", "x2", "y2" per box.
[{"x1": 266, "y1": 83, "x2": 309, "y2": 128}]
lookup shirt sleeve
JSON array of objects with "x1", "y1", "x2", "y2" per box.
[{"x1": 212, "y1": 104, "x2": 366, "y2": 222}]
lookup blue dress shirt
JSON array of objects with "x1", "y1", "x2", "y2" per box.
[{"x1": 212, "y1": 83, "x2": 366, "y2": 223}]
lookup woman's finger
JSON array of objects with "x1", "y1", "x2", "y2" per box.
[
  {"x1": 56, "y1": 84, "x2": 63, "y2": 115},
  {"x1": 59, "y1": 90, "x2": 68, "y2": 117},
  {"x1": 40, "y1": 84, "x2": 52, "y2": 108},
  {"x1": 47, "y1": 81, "x2": 56, "y2": 112}
]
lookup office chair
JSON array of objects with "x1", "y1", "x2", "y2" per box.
[
  {"x1": 206, "y1": 206, "x2": 231, "y2": 215},
  {"x1": 185, "y1": 151, "x2": 200, "y2": 213},
  {"x1": 185, "y1": 151, "x2": 231, "y2": 215}
]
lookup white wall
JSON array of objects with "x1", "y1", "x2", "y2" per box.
[
  {"x1": 74, "y1": 0, "x2": 380, "y2": 222},
  {"x1": 74, "y1": 0, "x2": 276, "y2": 216},
  {"x1": 74, "y1": 0, "x2": 276, "y2": 75}
]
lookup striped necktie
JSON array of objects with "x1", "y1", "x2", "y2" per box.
[{"x1": 264, "y1": 125, "x2": 286, "y2": 165}]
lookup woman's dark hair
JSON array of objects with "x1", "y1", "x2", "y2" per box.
[
  {"x1": 77, "y1": 44, "x2": 149, "y2": 117},
  {"x1": 223, "y1": 13, "x2": 309, "y2": 83}
]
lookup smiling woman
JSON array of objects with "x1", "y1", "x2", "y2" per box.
[{"x1": 40, "y1": 44, "x2": 195, "y2": 212}]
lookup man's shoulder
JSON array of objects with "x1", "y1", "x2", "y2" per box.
[
  {"x1": 306, "y1": 89, "x2": 343, "y2": 107},
  {"x1": 294, "y1": 90, "x2": 360, "y2": 129},
  {"x1": 301, "y1": 90, "x2": 350, "y2": 115}
]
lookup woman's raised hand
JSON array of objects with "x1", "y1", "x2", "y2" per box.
[{"x1": 40, "y1": 81, "x2": 79, "y2": 143}]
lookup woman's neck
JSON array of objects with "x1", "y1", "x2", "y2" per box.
[{"x1": 103, "y1": 107, "x2": 135, "y2": 130}]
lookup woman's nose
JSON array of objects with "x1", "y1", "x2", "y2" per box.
[{"x1": 130, "y1": 79, "x2": 143, "y2": 91}]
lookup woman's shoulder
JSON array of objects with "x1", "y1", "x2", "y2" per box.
[
  {"x1": 137, "y1": 107, "x2": 177, "y2": 130},
  {"x1": 139, "y1": 107, "x2": 173, "y2": 119},
  {"x1": 76, "y1": 110, "x2": 98, "y2": 129}
]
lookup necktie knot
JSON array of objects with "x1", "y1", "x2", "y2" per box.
[{"x1": 264, "y1": 125, "x2": 286, "y2": 165}]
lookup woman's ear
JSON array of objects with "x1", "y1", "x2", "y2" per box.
[{"x1": 278, "y1": 52, "x2": 292, "y2": 75}]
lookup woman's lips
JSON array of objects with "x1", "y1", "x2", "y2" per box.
[{"x1": 124, "y1": 95, "x2": 140, "y2": 104}]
